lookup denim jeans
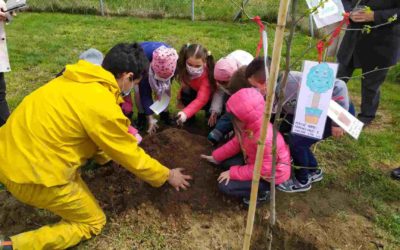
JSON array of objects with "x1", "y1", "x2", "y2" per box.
[
  {"x1": 287, "y1": 102, "x2": 356, "y2": 183},
  {"x1": 208, "y1": 113, "x2": 233, "y2": 143},
  {"x1": 217, "y1": 154, "x2": 270, "y2": 199}
]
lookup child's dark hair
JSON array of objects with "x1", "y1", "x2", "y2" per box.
[
  {"x1": 102, "y1": 43, "x2": 149, "y2": 80},
  {"x1": 245, "y1": 56, "x2": 272, "y2": 83},
  {"x1": 226, "y1": 66, "x2": 252, "y2": 95},
  {"x1": 176, "y1": 44, "x2": 216, "y2": 92}
]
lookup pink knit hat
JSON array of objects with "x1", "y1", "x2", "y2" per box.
[
  {"x1": 214, "y1": 57, "x2": 239, "y2": 82},
  {"x1": 151, "y1": 46, "x2": 179, "y2": 79}
]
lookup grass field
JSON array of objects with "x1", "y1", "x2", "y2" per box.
[
  {"x1": 27, "y1": 0, "x2": 284, "y2": 21},
  {"x1": 1, "y1": 12, "x2": 399, "y2": 248}
]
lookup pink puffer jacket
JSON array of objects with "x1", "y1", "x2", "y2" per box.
[{"x1": 212, "y1": 88, "x2": 291, "y2": 184}]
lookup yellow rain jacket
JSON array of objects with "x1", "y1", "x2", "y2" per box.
[{"x1": 0, "y1": 60, "x2": 169, "y2": 188}]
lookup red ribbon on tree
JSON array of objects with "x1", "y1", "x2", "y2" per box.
[
  {"x1": 316, "y1": 12, "x2": 350, "y2": 63},
  {"x1": 252, "y1": 16, "x2": 265, "y2": 57}
]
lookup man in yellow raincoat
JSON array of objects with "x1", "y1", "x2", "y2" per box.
[{"x1": 0, "y1": 43, "x2": 191, "y2": 250}]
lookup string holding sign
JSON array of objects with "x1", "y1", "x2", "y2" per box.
[
  {"x1": 316, "y1": 12, "x2": 350, "y2": 63},
  {"x1": 252, "y1": 16, "x2": 265, "y2": 57}
]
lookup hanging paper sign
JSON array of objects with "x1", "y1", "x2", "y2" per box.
[
  {"x1": 327, "y1": 100, "x2": 364, "y2": 139},
  {"x1": 292, "y1": 61, "x2": 338, "y2": 140},
  {"x1": 150, "y1": 92, "x2": 171, "y2": 115},
  {"x1": 306, "y1": 0, "x2": 345, "y2": 29}
]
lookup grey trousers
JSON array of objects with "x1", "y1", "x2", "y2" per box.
[{"x1": 0, "y1": 73, "x2": 10, "y2": 126}]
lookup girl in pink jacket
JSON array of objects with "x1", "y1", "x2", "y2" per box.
[
  {"x1": 202, "y1": 88, "x2": 291, "y2": 205},
  {"x1": 175, "y1": 44, "x2": 216, "y2": 125}
]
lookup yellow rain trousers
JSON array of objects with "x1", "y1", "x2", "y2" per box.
[{"x1": 0, "y1": 60, "x2": 170, "y2": 249}]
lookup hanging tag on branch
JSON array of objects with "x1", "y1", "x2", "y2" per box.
[
  {"x1": 292, "y1": 61, "x2": 338, "y2": 140},
  {"x1": 306, "y1": 0, "x2": 345, "y2": 29},
  {"x1": 327, "y1": 100, "x2": 364, "y2": 139},
  {"x1": 262, "y1": 30, "x2": 269, "y2": 79},
  {"x1": 252, "y1": 16, "x2": 265, "y2": 57}
]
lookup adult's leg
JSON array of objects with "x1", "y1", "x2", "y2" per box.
[
  {"x1": 358, "y1": 66, "x2": 389, "y2": 123},
  {"x1": 0, "y1": 73, "x2": 10, "y2": 126},
  {"x1": 336, "y1": 62, "x2": 355, "y2": 84},
  {"x1": 0, "y1": 173, "x2": 106, "y2": 250}
]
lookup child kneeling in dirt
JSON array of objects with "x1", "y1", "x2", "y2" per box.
[
  {"x1": 175, "y1": 44, "x2": 216, "y2": 126},
  {"x1": 245, "y1": 57, "x2": 354, "y2": 192},
  {"x1": 202, "y1": 88, "x2": 291, "y2": 205},
  {"x1": 0, "y1": 43, "x2": 191, "y2": 250},
  {"x1": 208, "y1": 50, "x2": 254, "y2": 144}
]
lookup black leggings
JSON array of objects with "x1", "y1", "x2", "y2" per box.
[{"x1": 0, "y1": 73, "x2": 10, "y2": 126}]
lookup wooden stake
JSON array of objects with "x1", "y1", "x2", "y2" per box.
[{"x1": 242, "y1": 0, "x2": 291, "y2": 249}]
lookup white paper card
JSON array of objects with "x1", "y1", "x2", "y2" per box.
[
  {"x1": 150, "y1": 92, "x2": 170, "y2": 115},
  {"x1": 328, "y1": 100, "x2": 364, "y2": 139},
  {"x1": 292, "y1": 61, "x2": 338, "y2": 140},
  {"x1": 306, "y1": 0, "x2": 345, "y2": 29}
]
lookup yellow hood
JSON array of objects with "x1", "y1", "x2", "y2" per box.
[{"x1": 63, "y1": 60, "x2": 124, "y2": 104}]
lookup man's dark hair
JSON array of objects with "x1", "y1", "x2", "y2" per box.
[
  {"x1": 102, "y1": 43, "x2": 149, "y2": 80},
  {"x1": 245, "y1": 56, "x2": 272, "y2": 82}
]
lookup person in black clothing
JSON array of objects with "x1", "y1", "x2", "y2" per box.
[{"x1": 337, "y1": 0, "x2": 400, "y2": 125}]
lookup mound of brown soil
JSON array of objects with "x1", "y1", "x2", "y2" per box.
[{"x1": 83, "y1": 128, "x2": 225, "y2": 216}]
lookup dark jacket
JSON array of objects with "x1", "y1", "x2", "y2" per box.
[{"x1": 337, "y1": 0, "x2": 400, "y2": 68}]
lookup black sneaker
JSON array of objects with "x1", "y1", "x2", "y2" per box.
[
  {"x1": 277, "y1": 177, "x2": 312, "y2": 193},
  {"x1": 308, "y1": 169, "x2": 323, "y2": 183},
  {"x1": 391, "y1": 167, "x2": 400, "y2": 180}
]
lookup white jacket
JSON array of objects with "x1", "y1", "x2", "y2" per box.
[{"x1": 0, "y1": 0, "x2": 10, "y2": 73}]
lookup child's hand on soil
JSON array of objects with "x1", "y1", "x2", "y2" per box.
[
  {"x1": 208, "y1": 112, "x2": 218, "y2": 127},
  {"x1": 200, "y1": 154, "x2": 219, "y2": 164},
  {"x1": 147, "y1": 115, "x2": 159, "y2": 135},
  {"x1": 168, "y1": 168, "x2": 192, "y2": 191},
  {"x1": 331, "y1": 126, "x2": 345, "y2": 138},
  {"x1": 176, "y1": 111, "x2": 187, "y2": 126},
  {"x1": 218, "y1": 170, "x2": 230, "y2": 185}
]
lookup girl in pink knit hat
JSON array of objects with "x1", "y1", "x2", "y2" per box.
[{"x1": 122, "y1": 42, "x2": 178, "y2": 135}]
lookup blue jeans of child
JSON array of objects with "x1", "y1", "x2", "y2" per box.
[
  {"x1": 208, "y1": 113, "x2": 233, "y2": 142},
  {"x1": 287, "y1": 103, "x2": 356, "y2": 183},
  {"x1": 217, "y1": 154, "x2": 270, "y2": 199}
]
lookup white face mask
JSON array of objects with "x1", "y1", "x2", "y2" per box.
[
  {"x1": 154, "y1": 73, "x2": 172, "y2": 82},
  {"x1": 121, "y1": 78, "x2": 134, "y2": 97},
  {"x1": 186, "y1": 63, "x2": 204, "y2": 78}
]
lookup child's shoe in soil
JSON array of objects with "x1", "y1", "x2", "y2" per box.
[
  {"x1": 0, "y1": 236, "x2": 13, "y2": 250},
  {"x1": 308, "y1": 169, "x2": 323, "y2": 183},
  {"x1": 207, "y1": 130, "x2": 223, "y2": 146},
  {"x1": 160, "y1": 111, "x2": 173, "y2": 126},
  {"x1": 242, "y1": 191, "x2": 270, "y2": 207},
  {"x1": 277, "y1": 177, "x2": 311, "y2": 193},
  {"x1": 136, "y1": 113, "x2": 147, "y2": 131}
]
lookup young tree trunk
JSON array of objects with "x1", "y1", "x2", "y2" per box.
[{"x1": 242, "y1": 0, "x2": 291, "y2": 249}]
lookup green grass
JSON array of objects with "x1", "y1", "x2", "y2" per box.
[
  {"x1": 2, "y1": 12, "x2": 400, "y2": 246},
  {"x1": 26, "y1": 0, "x2": 284, "y2": 21}
]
